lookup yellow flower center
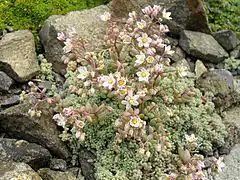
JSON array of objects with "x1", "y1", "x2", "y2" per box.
[
  {"x1": 83, "y1": 72, "x2": 87, "y2": 77},
  {"x1": 147, "y1": 57, "x2": 153, "y2": 63},
  {"x1": 129, "y1": 98, "x2": 135, "y2": 104},
  {"x1": 178, "y1": 68, "x2": 184, "y2": 73},
  {"x1": 119, "y1": 89, "x2": 126, "y2": 95},
  {"x1": 79, "y1": 122, "x2": 84, "y2": 127},
  {"x1": 126, "y1": 37, "x2": 131, "y2": 42},
  {"x1": 132, "y1": 118, "x2": 138, "y2": 124},
  {"x1": 142, "y1": 38, "x2": 148, "y2": 43},
  {"x1": 108, "y1": 79, "x2": 114, "y2": 84},
  {"x1": 141, "y1": 72, "x2": 147, "y2": 77},
  {"x1": 118, "y1": 79, "x2": 125, "y2": 86}
]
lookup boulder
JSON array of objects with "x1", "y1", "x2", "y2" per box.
[
  {"x1": 230, "y1": 44, "x2": 240, "y2": 59},
  {"x1": 195, "y1": 60, "x2": 207, "y2": 79},
  {"x1": 214, "y1": 30, "x2": 240, "y2": 52},
  {"x1": 0, "y1": 71, "x2": 14, "y2": 92},
  {"x1": 0, "y1": 138, "x2": 51, "y2": 170},
  {"x1": 39, "y1": 5, "x2": 110, "y2": 74},
  {"x1": 0, "y1": 30, "x2": 40, "y2": 82},
  {"x1": 179, "y1": 30, "x2": 229, "y2": 63},
  {"x1": 79, "y1": 150, "x2": 96, "y2": 180},
  {"x1": 49, "y1": 158, "x2": 67, "y2": 171},
  {"x1": 112, "y1": 0, "x2": 211, "y2": 37},
  {"x1": 0, "y1": 161, "x2": 42, "y2": 180},
  {"x1": 38, "y1": 168, "x2": 77, "y2": 180},
  {"x1": 0, "y1": 102, "x2": 70, "y2": 160}
]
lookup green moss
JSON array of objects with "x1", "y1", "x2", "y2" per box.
[
  {"x1": 205, "y1": 0, "x2": 240, "y2": 37},
  {"x1": 0, "y1": 0, "x2": 111, "y2": 52}
]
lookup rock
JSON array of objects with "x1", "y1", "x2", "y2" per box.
[
  {"x1": 38, "y1": 168, "x2": 76, "y2": 180},
  {"x1": 230, "y1": 44, "x2": 240, "y2": 59},
  {"x1": 214, "y1": 144, "x2": 240, "y2": 180},
  {"x1": 195, "y1": 60, "x2": 207, "y2": 79},
  {"x1": 172, "y1": 58, "x2": 191, "y2": 71},
  {"x1": 0, "y1": 102, "x2": 71, "y2": 160},
  {"x1": 0, "y1": 71, "x2": 14, "y2": 92},
  {"x1": 0, "y1": 138, "x2": 51, "y2": 170},
  {"x1": 67, "y1": 167, "x2": 84, "y2": 180},
  {"x1": 196, "y1": 69, "x2": 234, "y2": 96},
  {"x1": 171, "y1": 47, "x2": 186, "y2": 62},
  {"x1": 0, "y1": 161, "x2": 42, "y2": 180},
  {"x1": 112, "y1": 0, "x2": 211, "y2": 37},
  {"x1": 50, "y1": 159, "x2": 67, "y2": 171},
  {"x1": 0, "y1": 95, "x2": 19, "y2": 108},
  {"x1": 79, "y1": 150, "x2": 96, "y2": 180},
  {"x1": 179, "y1": 30, "x2": 229, "y2": 64},
  {"x1": 0, "y1": 30, "x2": 40, "y2": 82},
  {"x1": 214, "y1": 30, "x2": 240, "y2": 52},
  {"x1": 39, "y1": 5, "x2": 110, "y2": 74}
]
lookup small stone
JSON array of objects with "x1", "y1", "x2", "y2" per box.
[
  {"x1": 0, "y1": 71, "x2": 14, "y2": 92},
  {"x1": 214, "y1": 30, "x2": 240, "y2": 52},
  {"x1": 171, "y1": 47, "x2": 186, "y2": 62},
  {"x1": 195, "y1": 60, "x2": 208, "y2": 78},
  {"x1": 50, "y1": 159, "x2": 67, "y2": 171},
  {"x1": 172, "y1": 58, "x2": 191, "y2": 71},
  {"x1": 230, "y1": 44, "x2": 240, "y2": 59},
  {"x1": 180, "y1": 30, "x2": 229, "y2": 64},
  {"x1": 0, "y1": 95, "x2": 19, "y2": 108}
]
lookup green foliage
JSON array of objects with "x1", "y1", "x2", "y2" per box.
[
  {"x1": 205, "y1": 0, "x2": 240, "y2": 37},
  {"x1": 0, "y1": 0, "x2": 110, "y2": 52}
]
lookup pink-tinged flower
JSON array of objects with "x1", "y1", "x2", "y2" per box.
[
  {"x1": 71, "y1": 86, "x2": 78, "y2": 93},
  {"x1": 75, "y1": 120, "x2": 85, "y2": 129},
  {"x1": 62, "y1": 108, "x2": 74, "y2": 117},
  {"x1": 53, "y1": 114, "x2": 66, "y2": 127},
  {"x1": 77, "y1": 66, "x2": 89, "y2": 80},
  {"x1": 196, "y1": 161, "x2": 205, "y2": 170},
  {"x1": 162, "y1": 9, "x2": 172, "y2": 20},
  {"x1": 195, "y1": 171, "x2": 205, "y2": 179},
  {"x1": 216, "y1": 157, "x2": 225, "y2": 172},
  {"x1": 152, "y1": 38, "x2": 165, "y2": 48},
  {"x1": 57, "y1": 32, "x2": 65, "y2": 41},
  {"x1": 76, "y1": 131, "x2": 85, "y2": 141},
  {"x1": 126, "y1": 18, "x2": 134, "y2": 24},
  {"x1": 137, "y1": 89, "x2": 147, "y2": 97},
  {"x1": 146, "y1": 47, "x2": 156, "y2": 55},
  {"x1": 155, "y1": 64, "x2": 164, "y2": 73},
  {"x1": 146, "y1": 56, "x2": 155, "y2": 64},
  {"x1": 123, "y1": 35, "x2": 132, "y2": 44},
  {"x1": 122, "y1": 90, "x2": 139, "y2": 109},
  {"x1": 137, "y1": 20, "x2": 147, "y2": 29},
  {"x1": 164, "y1": 45, "x2": 174, "y2": 55},
  {"x1": 102, "y1": 74, "x2": 116, "y2": 90},
  {"x1": 137, "y1": 33, "x2": 152, "y2": 48},
  {"x1": 129, "y1": 11, "x2": 137, "y2": 19},
  {"x1": 159, "y1": 24, "x2": 169, "y2": 33},
  {"x1": 152, "y1": 5, "x2": 161, "y2": 17},
  {"x1": 136, "y1": 68, "x2": 150, "y2": 82},
  {"x1": 69, "y1": 27, "x2": 77, "y2": 37},
  {"x1": 129, "y1": 116, "x2": 142, "y2": 128},
  {"x1": 63, "y1": 38, "x2": 73, "y2": 53},
  {"x1": 100, "y1": 11, "x2": 111, "y2": 21},
  {"x1": 142, "y1": 5, "x2": 153, "y2": 15},
  {"x1": 135, "y1": 52, "x2": 146, "y2": 66}
]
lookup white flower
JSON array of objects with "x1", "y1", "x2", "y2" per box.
[
  {"x1": 129, "y1": 116, "x2": 142, "y2": 128},
  {"x1": 122, "y1": 90, "x2": 139, "y2": 109},
  {"x1": 152, "y1": 5, "x2": 161, "y2": 17},
  {"x1": 137, "y1": 20, "x2": 147, "y2": 29},
  {"x1": 136, "y1": 68, "x2": 150, "y2": 82},
  {"x1": 75, "y1": 120, "x2": 85, "y2": 129},
  {"x1": 69, "y1": 27, "x2": 77, "y2": 37},
  {"x1": 164, "y1": 45, "x2": 174, "y2": 55},
  {"x1": 88, "y1": 88, "x2": 95, "y2": 96},
  {"x1": 102, "y1": 74, "x2": 116, "y2": 90},
  {"x1": 142, "y1": 5, "x2": 153, "y2": 15},
  {"x1": 123, "y1": 35, "x2": 132, "y2": 44},
  {"x1": 137, "y1": 33, "x2": 152, "y2": 48},
  {"x1": 53, "y1": 114, "x2": 66, "y2": 127},
  {"x1": 216, "y1": 157, "x2": 225, "y2": 172},
  {"x1": 177, "y1": 66, "x2": 188, "y2": 78},
  {"x1": 77, "y1": 66, "x2": 89, "y2": 80},
  {"x1": 117, "y1": 88, "x2": 128, "y2": 96},
  {"x1": 162, "y1": 9, "x2": 172, "y2": 20},
  {"x1": 116, "y1": 77, "x2": 127, "y2": 88},
  {"x1": 146, "y1": 56, "x2": 155, "y2": 64},
  {"x1": 129, "y1": 11, "x2": 137, "y2": 19},
  {"x1": 135, "y1": 52, "x2": 146, "y2": 66},
  {"x1": 84, "y1": 80, "x2": 91, "y2": 87},
  {"x1": 57, "y1": 32, "x2": 65, "y2": 41},
  {"x1": 100, "y1": 11, "x2": 111, "y2": 21},
  {"x1": 185, "y1": 134, "x2": 197, "y2": 143},
  {"x1": 137, "y1": 89, "x2": 147, "y2": 97},
  {"x1": 63, "y1": 38, "x2": 72, "y2": 53},
  {"x1": 159, "y1": 24, "x2": 169, "y2": 33},
  {"x1": 155, "y1": 64, "x2": 164, "y2": 73}
]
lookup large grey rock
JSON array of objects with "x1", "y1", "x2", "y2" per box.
[
  {"x1": 0, "y1": 161, "x2": 42, "y2": 180},
  {"x1": 112, "y1": 0, "x2": 211, "y2": 37},
  {"x1": 180, "y1": 30, "x2": 229, "y2": 63},
  {"x1": 38, "y1": 168, "x2": 77, "y2": 180},
  {"x1": 79, "y1": 150, "x2": 96, "y2": 180},
  {"x1": 0, "y1": 71, "x2": 14, "y2": 92},
  {"x1": 39, "y1": 5, "x2": 110, "y2": 74},
  {"x1": 0, "y1": 30, "x2": 40, "y2": 82},
  {"x1": 215, "y1": 144, "x2": 240, "y2": 180},
  {"x1": 0, "y1": 138, "x2": 51, "y2": 170},
  {"x1": 230, "y1": 44, "x2": 240, "y2": 59},
  {"x1": 0, "y1": 102, "x2": 70, "y2": 160},
  {"x1": 214, "y1": 30, "x2": 240, "y2": 52}
]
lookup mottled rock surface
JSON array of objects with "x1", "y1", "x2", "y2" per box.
[
  {"x1": 0, "y1": 138, "x2": 51, "y2": 170},
  {"x1": 180, "y1": 30, "x2": 229, "y2": 63},
  {"x1": 39, "y1": 5, "x2": 110, "y2": 74},
  {"x1": 49, "y1": 158, "x2": 67, "y2": 171},
  {"x1": 214, "y1": 30, "x2": 240, "y2": 52},
  {"x1": 0, "y1": 102, "x2": 70, "y2": 160},
  {"x1": 79, "y1": 150, "x2": 96, "y2": 180},
  {"x1": 0, "y1": 161, "x2": 42, "y2": 180},
  {"x1": 195, "y1": 60, "x2": 207, "y2": 79},
  {"x1": 0, "y1": 95, "x2": 19, "y2": 109},
  {"x1": 38, "y1": 168, "x2": 77, "y2": 180},
  {"x1": 0, "y1": 71, "x2": 14, "y2": 92},
  {"x1": 0, "y1": 30, "x2": 40, "y2": 82}
]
